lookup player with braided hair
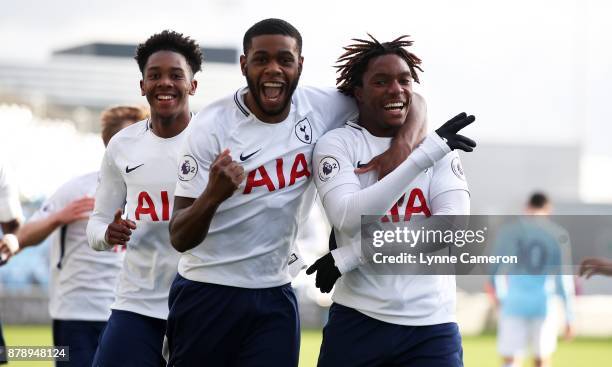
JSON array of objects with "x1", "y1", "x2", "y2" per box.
[
  {"x1": 308, "y1": 34, "x2": 476, "y2": 367},
  {"x1": 335, "y1": 34, "x2": 423, "y2": 95}
]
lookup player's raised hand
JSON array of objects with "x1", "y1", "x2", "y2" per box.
[
  {"x1": 579, "y1": 257, "x2": 612, "y2": 278},
  {"x1": 53, "y1": 196, "x2": 95, "y2": 225},
  {"x1": 0, "y1": 234, "x2": 19, "y2": 266},
  {"x1": 306, "y1": 253, "x2": 342, "y2": 293},
  {"x1": 435, "y1": 112, "x2": 477, "y2": 152},
  {"x1": 104, "y1": 209, "x2": 137, "y2": 247},
  {"x1": 206, "y1": 149, "x2": 245, "y2": 203}
]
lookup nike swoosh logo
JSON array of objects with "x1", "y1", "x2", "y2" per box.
[
  {"x1": 356, "y1": 161, "x2": 367, "y2": 168},
  {"x1": 240, "y1": 149, "x2": 261, "y2": 161},
  {"x1": 125, "y1": 164, "x2": 144, "y2": 173}
]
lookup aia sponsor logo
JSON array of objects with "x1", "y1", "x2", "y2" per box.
[
  {"x1": 243, "y1": 153, "x2": 311, "y2": 194},
  {"x1": 382, "y1": 188, "x2": 431, "y2": 223},
  {"x1": 134, "y1": 191, "x2": 170, "y2": 221}
]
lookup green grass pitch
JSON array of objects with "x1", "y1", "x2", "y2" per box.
[{"x1": 3, "y1": 326, "x2": 611, "y2": 366}]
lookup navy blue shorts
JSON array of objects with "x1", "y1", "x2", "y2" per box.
[
  {"x1": 318, "y1": 303, "x2": 463, "y2": 367},
  {"x1": 53, "y1": 319, "x2": 106, "y2": 367},
  {"x1": 167, "y1": 274, "x2": 300, "y2": 367},
  {"x1": 0, "y1": 321, "x2": 6, "y2": 365},
  {"x1": 92, "y1": 309, "x2": 166, "y2": 367}
]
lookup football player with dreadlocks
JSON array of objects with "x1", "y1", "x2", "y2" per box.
[
  {"x1": 307, "y1": 35, "x2": 476, "y2": 367},
  {"x1": 167, "y1": 18, "x2": 434, "y2": 367}
]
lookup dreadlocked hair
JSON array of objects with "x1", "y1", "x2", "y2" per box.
[{"x1": 336, "y1": 34, "x2": 423, "y2": 96}]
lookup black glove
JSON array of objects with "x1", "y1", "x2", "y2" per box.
[
  {"x1": 435, "y1": 112, "x2": 477, "y2": 152},
  {"x1": 306, "y1": 253, "x2": 342, "y2": 293}
]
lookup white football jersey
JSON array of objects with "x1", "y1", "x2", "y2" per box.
[
  {"x1": 0, "y1": 158, "x2": 23, "y2": 222},
  {"x1": 314, "y1": 121, "x2": 470, "y2": 326},
  {"x1": 30, "y1": 172, "x2": 124, "y2": 321},
  {"x1": 175, "y1": 86, "x2": 356, "y2": 288},
  {"x1": 87, "y1": 120, "x2": 183, "y2": 320}
]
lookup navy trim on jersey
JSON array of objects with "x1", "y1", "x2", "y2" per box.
[
  {"x1": 56, "y1": 225, "x2": 68, "y2": 269},
  {"x1": 234, "y1": 89, "x2": 249, "y2": 117},
  {"x1": 328, "y1": 229, "x2": 337, "y2": 251},
  {"x1": 345, "y1": 121, "x2": 362, "y2": 131}
]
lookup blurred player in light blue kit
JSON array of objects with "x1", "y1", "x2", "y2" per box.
[{"x1": 487, "y1": 192, "x2": 575, "y2": 367}]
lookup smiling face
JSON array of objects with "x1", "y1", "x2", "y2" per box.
[
  {"x1": 139, "y1": 50, "x2": 197, "y2": 123},
  {"x1": 240, "y1": 34, "x2": 303, "y2": 123},
  {"x1": 355, "y1": 54, "x2": 413, "y2": 137}
]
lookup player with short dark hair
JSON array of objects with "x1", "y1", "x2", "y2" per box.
[
  {"x1": 165, "y1": 18, "x2": 460, "y2": 366},
  {"x1": 243, "y1": 17, "x2": 303, "y2": 55},
  {"x1": 87, "y1": 30, "x2": 201, "y2": 366},
  {"x1": 135, "y1": 30, "x2": 203, "y2": 77},
  {"x1": 487, "y1": 192, "x2": 574, "y2": 367},
  {"x1": 0, "y1": 105, "x2": 145, "y2": 367},
  {"x1": 307, "y1": 34, "x2": 475, "y2": 367},
  {"x1": 528, "y1": 191, "x2": 549, "y2": 210}
]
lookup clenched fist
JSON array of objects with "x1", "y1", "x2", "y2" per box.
[
  {"x1": 205, "y1": 149, "x2": 245, "y2": 204},
  {"x1": 104, "y1": 209, "x2": 137, "y2": 247}
]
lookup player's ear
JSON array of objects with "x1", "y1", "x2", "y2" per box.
[
  {"x1": 140, "y1": 79, "x2": 145, "y2": 96},
  {"x1": 298, "y1": 56, "x2": 304, "y2": 74},
  {"x1": 189, "y1": 79, "x2": 198, "y2": 95},
  {"x1": 354, "y1": 86, "x2": 364, "y2": 104},
  {"x1": 240, "y1": 55, "x2": 247, "y2": 76}
]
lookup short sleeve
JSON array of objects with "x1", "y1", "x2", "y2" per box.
[
  {"x1": 312, "y1": 130, "x2": 360, "y2": 203},
  {"x1": 29, "y1": 183, "x2": 73, "y2": 222},
  {"x1": 0, "y1": 161, "x2": 23, "y2": 222},
  {"x1": 304, "y1": 87, "x2": 357, "y2": 133},
  {"x1": 430, "y1": 152, "x2": 469, "y2": 200},
  {"x1": 175, "y1": 111, "x2": 222, "y2": 199}
]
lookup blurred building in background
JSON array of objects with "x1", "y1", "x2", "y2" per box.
[{"x1": 0, "y1": 42, "x2": 243, "y2": 132}]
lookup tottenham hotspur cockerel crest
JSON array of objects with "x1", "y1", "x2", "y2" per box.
[{"x1": 294, "y1": 117, "x2": 312, "y2": 144}]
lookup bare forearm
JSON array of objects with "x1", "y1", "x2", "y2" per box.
[
  {"x1": 170, "y1": 192, "x2": 221, "y2": 252},
  {"x1": 598, "y1": 261, "x2": 612, "y2": 275},
  {"x1": 1, "y1": 219, "x2": 20, "y2": 235},
  {"x1": 393, "y1": 93, "x2": 427, "y2": 151},
  {"x1": 17, "y1": 215, "x2": 62, "y2": 249}
]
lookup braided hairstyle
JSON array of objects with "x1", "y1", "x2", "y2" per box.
[{"x1": 336, "y1": 34, "x2": 423, "y2": 96}]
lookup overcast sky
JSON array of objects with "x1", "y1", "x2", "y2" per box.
[
  {"x1": 2, "y1": 0, "x2": 611, "y2": 144},
  {"x1": 2, "y1": 0, "x2": 612, "y2": 191}
]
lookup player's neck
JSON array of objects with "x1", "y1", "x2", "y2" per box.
[
  {"x1": 244, "y1": 91, "x2": 290, "y2": 124},
  {"x1": 149, "y1": 111, "x2": 190, "y2": 138},
  {"x1": 359, "y1": 117, "x2": 398, "y2": 138}
]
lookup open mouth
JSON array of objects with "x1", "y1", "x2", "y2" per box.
[
  {"x1": 156, "y1": 94, "x2": 176, "y2": 102},
  {"x1": 261, "y1": 81, "x2": 285, "y2": 102},
  {"x1": 383, "y1": 101, "x2": 406, "y2": 111}
]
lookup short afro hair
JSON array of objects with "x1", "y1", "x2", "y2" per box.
[
  {"x1": 135, "y1": 30, "x2": 203, "y2": 76},
  {"x1": 243, "y1": 18, "x2": 302, "y2": 55}
]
